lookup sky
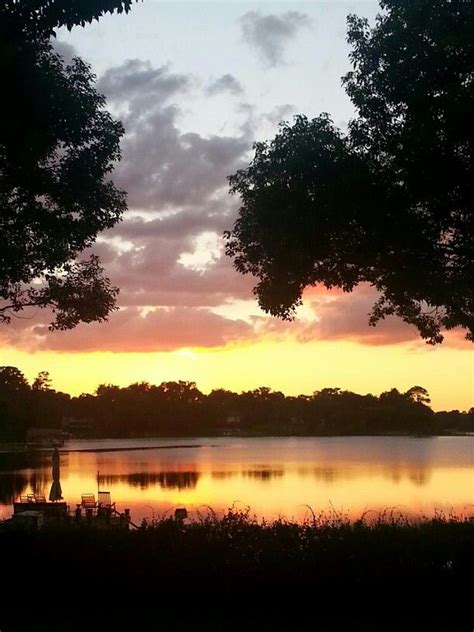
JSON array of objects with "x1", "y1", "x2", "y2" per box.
[{"x1": 1, "y1": 1, "x2": 473, "y2": 410}]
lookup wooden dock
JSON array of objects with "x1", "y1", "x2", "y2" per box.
[{"x1": 12, "y1": 500, "x2": 134, "y2": 529}]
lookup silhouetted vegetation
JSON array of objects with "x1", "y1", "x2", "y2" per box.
[
  {"x1": 0, "y1": 2, "x2": 140, "y2": 329},
  {"x1": 1, "y1": 366, "x2": 472, "y2": 441},
  {"x1": 226, "y1": 0, "x2": 474, "y2": 344},
  {"x1": 1, "y1": 509, "x2": 473, "y2": 622}
]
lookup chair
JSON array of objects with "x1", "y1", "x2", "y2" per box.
[
  {"x1": 81, "y1": 494, "x2": 97, "y2": 510},
  {"x1": 97, "y1": 491, "x2": 115, "y2": 521},
  {"x1": 34, "y1": 494, "x2": 46, "y2": 503},
  {"x1": 98, "y1": 491, "x2": 112, "y2": 507}
]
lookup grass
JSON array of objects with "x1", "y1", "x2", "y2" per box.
[{"x1": 1, "y1": 508, "x2": 473, "y2": 627}]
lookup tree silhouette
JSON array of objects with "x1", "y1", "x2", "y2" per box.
[
  {"x1": 0, "y1": 367, "x2": 29, "y2": 393},
  {"x1": 405, "y1": 386, "x2": 431, "y2": 406},
  {"x1": 32, "y1": 371, "x2": 52, "y2": 392},
  {"x1": 225, "y1": 1, "x2": 474, "y2": 344},
  {"x1": 0, "y1": 2, "x2": 139, "y2": 329},
  {"x1": 0, "y1": 366, "x2": 472, "y2": 438},
  {"x1": 0, "y1": 366, "x2": 30, "y2": 440},
  {"x1": 1, "y1": 1, "x2": 139, "y2": 35}
]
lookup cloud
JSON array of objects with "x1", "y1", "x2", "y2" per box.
[
  {"x1": 96, "y1": 227, "x2": 256, "y2": 309},
  {"x1": 4, "y1": 55, "x2": 441, "y2": 355},
  {"x1": 306, "y1": 287, "x2": 420, "y2": 346},
  {"x1": 117, "y1": 116, "x2": 249, "y2": 209},
  {"x1": 249, "y1": 285, "x2": 423, "y2": 347},
  {"x1": 263, "y1": 104, "x2": 296, "y2": 126},
  {"x1": 10, "y1": 308, "x2": 254, "y2": 353},
  {"x1": 97, "y1": 61, "x2": 250, "y2": 211},
  {"x1": 76, "y1": 59, "x2": 255, "y2": 323},
  {"x1": 52, "y1": 40, "x2": 76, "y2": 65},
  {"x1": 206, "y1": 74, "x2": 244, "y2": 96},
  {"x1": 240, "y1": 11, "x2": 310, "y2": 67},
  {"x1": 98, "y1": 59, "x2": 190, "y2": 112}
]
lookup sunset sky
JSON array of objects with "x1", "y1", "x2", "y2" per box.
[{"x1": 1, "y1": 1, "x2": 472, "y2": 411}]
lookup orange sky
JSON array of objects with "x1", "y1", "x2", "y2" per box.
[{"x1": 1, "y1": 333, "x2": 472, "y2": 412}]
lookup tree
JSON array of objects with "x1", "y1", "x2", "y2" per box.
[
  {"x1": 0, "y1": 366, "x2": 30, "y2": 392},
  {"x1": 225, "y1": 1, "x2": 474, "y2": 344},
  {"x1": 0, "y1": 2, "x2": 139, "y2": 329},
  {"x1": 1, "y1": 2, "x2": 139, "y2": 35},
  {"x1": 0, "y1": 366, "x2": 30, "y2": 439},
  {"x1": 405, "y1": 386, "x2": 431, "y2": 406},
  {"x1": 32, "y1": 370, "x2": 52, "y2": 391}
]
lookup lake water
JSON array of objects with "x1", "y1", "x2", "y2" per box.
[{"x1": 1, "y1": 436, "x2": 473, "y2": 523}]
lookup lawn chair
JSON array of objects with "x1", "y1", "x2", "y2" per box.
[
  {"x1": 81, "y1": 493, "x2": 97, "y2": 524},
  {"x1": 81, "y1": 494, "x2": 97, "y2": 510},
  {"x1": 98, "y1": 491, "x2": 111, "y2": 506},
  {"x1": 97, "y1": 491, "x2": 115, "y2": 522}
]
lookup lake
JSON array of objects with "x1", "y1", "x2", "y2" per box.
[{"x1": 1, "y1": 436, "x2": 473, "y2": 523}]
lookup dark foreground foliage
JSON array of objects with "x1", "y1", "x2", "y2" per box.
[{"x1": 1, "y1": 510, "x2": 473, "y2": 628}]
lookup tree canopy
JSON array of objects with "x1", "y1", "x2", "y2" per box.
[
  {"x1": 1, "y1": 366, "x2": 472, "y2": 443},
  {"x1": 225, "y1": 0, "x2": 474, "y2": 344},
  {"x1": 0, "y1": 1, "x2": 138, "y2": 329},
  {"x1": 1, "y1": 1, "x2": 139, "y2": 34}
]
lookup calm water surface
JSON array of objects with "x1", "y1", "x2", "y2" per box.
[{"x1": 1, "y1": 436, "x2": 473, "y2": 523}]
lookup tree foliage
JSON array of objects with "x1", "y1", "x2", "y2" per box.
[
  {"x1": 1, "y1": 366, "x2": 472, "y2": 441},
  {"x1": 225, "y1": 0, "x2": 474, "y2": 344},
  {"x1": 0, "y1": 2, "x2": 137, "y2": 328},
  {"x1": 1, "y1": 1, "x2": 139, "y2": 34}
]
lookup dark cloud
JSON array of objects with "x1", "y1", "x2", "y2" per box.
[
  {"x1": 240, "y1": 11, "x2": 310, "y2": 67},
  {"x1": 98, "y1": 59, "x2": 190, "y2": 111},
  {"x1": 207, "y1": 74, "x2": 244, "y2": 96},
  {"x1": 74, "y1": 59, "x2": 256, "y2": 322},
  {"x1": 97, "y1": 60, "x2": 251, "y2": 211},
  {"x1": 116, "y1": 110, "x2": 249, "y2": 209}
]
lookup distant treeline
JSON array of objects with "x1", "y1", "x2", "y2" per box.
[{"x1": 0, "y1": 365, "x2": 472, "y2": 440}]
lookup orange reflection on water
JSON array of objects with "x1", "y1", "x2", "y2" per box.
[{"x1": 1, "y1": 436, "x2": 473, "y2": 523}]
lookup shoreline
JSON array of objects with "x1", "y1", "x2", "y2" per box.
[{"x1": 0, "y1": 432, "x2": 473, "y2": 455}]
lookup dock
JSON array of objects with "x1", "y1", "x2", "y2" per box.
[{"x1": 11, "y1": 495, "x2": 135, "y2": 529}]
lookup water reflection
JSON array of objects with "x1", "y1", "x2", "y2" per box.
[
  {"x1": 0, "y1": 451, "x2": 49, "y2": 471},
  {"x1": 244, "y1": 469, "x2": 284, "y2": 480},
  {"x1": 0, "y1": 436, "x2": 472, "y2": 522},
  {"x1": 0, "y1": 451, "x2": 60, "y2": 503},
  {"x1": 99, "y1": 471, "x2": 200, "y2": 490},
  {"x1": 0, "y1": 473, "x2": 29, "y2": 505},
  {"x1": 297, "y1": 466, "x2": 433, "y2": 485}
]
